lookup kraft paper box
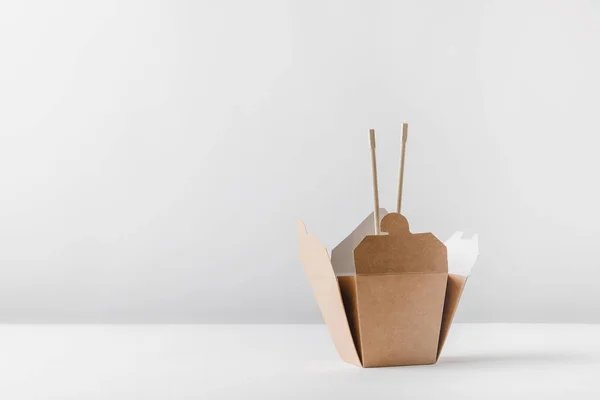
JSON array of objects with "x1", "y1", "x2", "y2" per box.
[{"x1": 297, "y1": 210, "x2": 479, "y2": 367}]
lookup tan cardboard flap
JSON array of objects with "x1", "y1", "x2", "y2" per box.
[
  {"x1": 437, "y1": 232, "x2": 479, "y2": 358},
  {"x1": 297, "y1": 220, "x2": 361, "y2": 366},
  {"x1": 354, "y1": 213, "x2": 448, "y2": 275},
  {"x1": 337, "y1": 275, "x2": 362, "y2": 359},
  {"x1": 331, "y1": 209, "x2": 387, "y2": 276},
  {"x1": 437, "y1": 274, "x2": 467, "y2": 358}
]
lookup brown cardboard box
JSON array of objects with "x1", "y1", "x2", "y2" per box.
[
  {"x1": 297, "y1": 211, "x2": 478, "y2": 368},
  {"x1": 297, "y1": 126, "x2": 479, "y2": 368}
]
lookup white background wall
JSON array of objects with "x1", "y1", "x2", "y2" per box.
[{"x1": 1, "y1": 0, "x2": 599, "y2": 323}]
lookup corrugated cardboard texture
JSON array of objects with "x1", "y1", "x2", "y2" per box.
[
  {"x1": 331, "y1": 209, "x2": 388, "y2": 276},
  {"x1": 353, "y1": 213, "x2": 447, "y2": 275},
  {"x1": 297, "y1": 221, "x2": 361, "y2": 366},
  {"x1": 437, "y1": 274, "x2": 468, "y2": 358}
]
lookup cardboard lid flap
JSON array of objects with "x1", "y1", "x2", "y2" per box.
[
  {"x1": 353, "y1": 213, "x2": 448, "y2": 275},
  {"x1": 297, "y1": 220, "x2": 361, "y2": 366},
  {"x1": 330, "y1": 209, "x2": 387, "y2": 276},
  {"x1": 437, "y1": 232, "x2": 479, "y2": 358},
  {"x1": 437, "y1": 274, "x2": 468, "y2": 358},
  {"x1": 446, "y1": 231, "x2": 479, "y2": 276}
]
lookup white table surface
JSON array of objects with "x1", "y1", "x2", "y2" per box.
[{"x1": 0, "y1": 323, "x2": 599, "y2": 399}]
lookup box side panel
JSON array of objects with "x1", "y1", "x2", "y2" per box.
[
  {"x1": 338, "y1": 275, "x2": 362, "y2": 362},
  {"x1": 356, "y1": 273, "x2": 448, "y2": 367},
  {"x1": 297, "y1": 221, "x2": 361, "y2": 367},
  {"x1": 437, "y1": 274, "x2": 468, "y2": 359}
]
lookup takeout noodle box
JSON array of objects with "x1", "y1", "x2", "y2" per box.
[{"x1": 297, "y1": 209, "x2": 479, "y2": 368}]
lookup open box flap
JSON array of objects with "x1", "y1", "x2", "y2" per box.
[
  {"x1": 437, "y1": 232, "x2": 479, "y2": 358},
  {"x1": 331, "y1": 209, "x2": 388, "y2": 276},
  {"x1": 297, "y1": 220, "x2": 361, "y2": 366}
]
